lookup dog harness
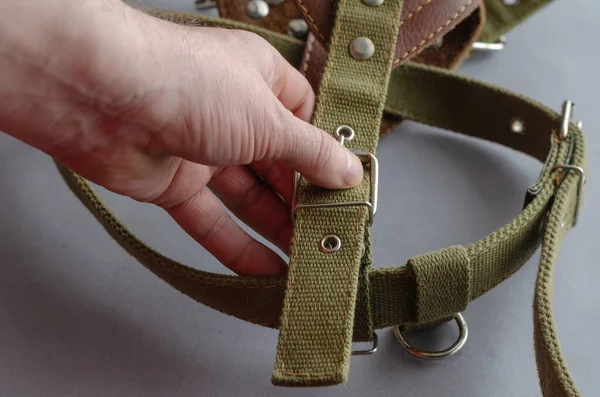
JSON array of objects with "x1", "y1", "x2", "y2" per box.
[{"x1": 55, "y1": 0, "x2": 587, "y2": 394}]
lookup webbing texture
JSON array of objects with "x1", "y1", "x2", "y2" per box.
[
  {"x1": 480, "y1": 0, "x2": 555, "y2": 43},
  {"x1": 271, "y1": 0, "x2": 405, "y2": 386},
  {"x1": 408, "y1": 246, "x2": 471, "y2": 324},
  {"x1": 53, "y1": 9, "x2": 588, "y2": 395}
]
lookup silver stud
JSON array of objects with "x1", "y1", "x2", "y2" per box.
[
  {"x1": 266, "y1": 0, "x2": 284, "y2": 5},
  {"x1": 320, "y1": 235, "x2": 342, "y2": 254},
  {"x1": 349, "y1": 37, "x2": 375, "y2": 61},
  {"x1": 247, "y1": 0, "x2": 269, "y2": 19},
  {"x1": 362, "y1": 0, "x2": 384, "y2": 6},
  {"x1": 503, "y1": 0, "x2": 519, "y2": 5},
  {"x1": 287, "y1": 19, "x2": 309, "y2": 39},
  {"x1": 510, "y1": 118, "x2": 525, "y2": 134}
]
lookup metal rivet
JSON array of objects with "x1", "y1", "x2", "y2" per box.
[
  {"x1": 266, "y1": 0, "x2": 284, "y2": 4},
  {"x1": 247, "y1": 0, "x2": 269, "y2": 18},
  {"x1": 349, "y1": 37, "x2": 375, "y2": 61},
  {"x1": 510, "y1": 118, "x2": 525, "y2": 134},
  {"x1": 287, "y1": 19, "x2": 309, "y2": 39},
  {"x1": 503, "y1": 0, "x2": 519, "y2": 5},
  {"x1": 321, "y1": 235, "x2": 341, "y2": 254},
  {"x1": 334, "y1": 125, "x2": 355, "y2": 145},
  {"x1": 362, "y1": 0, "x2": 384, "y2": 6}
]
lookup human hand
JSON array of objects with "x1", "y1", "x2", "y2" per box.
[{"x1": 0, "y1": 0, "x2": 364, "y2": 276}]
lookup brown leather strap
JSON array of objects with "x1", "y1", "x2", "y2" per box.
[
  {"x1": 294, "y1": 0, "x2": 481, "y2": 67},
  {"x1": 298, "y1": 4, "x2": 484, "y2": 138}
]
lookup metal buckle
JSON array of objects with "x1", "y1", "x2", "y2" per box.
[
  {"x1": 393, "y1": 313, "x2": 468, "y2": 360},
  {"x1": 552, "y1": 165, "x2": 586, "y2": 227},
  {"x1": 351, "y1": 332, "x2": 378, "y2": 356},
  {"x1": 291, "y1": 126, "x2": 379, "y2": 226},
  {"x1": 524, "y1": 99, "x2": 580, "y2": 208},
  {"x1": 472, "y1": 36, "x2": 506, "y2": 52}
]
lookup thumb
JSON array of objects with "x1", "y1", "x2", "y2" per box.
[{"x1": 267, "y1": 105, "x2": 364, "y2": 189}]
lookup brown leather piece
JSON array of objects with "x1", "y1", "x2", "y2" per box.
[
  {"x1": 217, "y1": 0, "x2": 303, "y2": 35},
  {"x1": 299, "y1": 5, "x2": 485, "y2": 138},
  {"x1": 412, "y1": 4, "x2": 484, "y2": 71},
  {"x1": 295, "y1": 0, "x2": 480, "y2": 67}
]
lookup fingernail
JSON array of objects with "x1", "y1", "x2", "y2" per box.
[{"x1": 342, "y1": 149, "x2": 364, "y2": 186}]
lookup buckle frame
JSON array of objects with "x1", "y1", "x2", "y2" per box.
[{"x1": 291, "y1": 128, "x2": 379, "y2": 226}]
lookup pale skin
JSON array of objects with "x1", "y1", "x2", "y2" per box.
[{"x1": 0, "y1": 0, "x2": 364, "y2": 276}]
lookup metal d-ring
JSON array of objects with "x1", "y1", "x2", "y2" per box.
[{"x1": 393, "y1": 313, "x2": 468, "y2": 360}]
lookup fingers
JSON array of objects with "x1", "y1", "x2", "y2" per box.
[
  {"x1": 208, "y1": 165, "x2": 293, "y2": 254},
  {"x1": 165, "y1": 187, "x2": 287, "y2": 276},
  {"x1": 266, "y1": 109, "x2": 364, "y2": 190},
  {"x1": 250, "y1": 160, "x2": 294, "y2": 205},
  {"x1": 261, "y1": 50, "x2": 364, "y2": 189},
  {"x1": 269, "y1": 58, "x2": 316, "y2": 122}
]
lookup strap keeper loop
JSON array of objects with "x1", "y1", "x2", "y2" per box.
[{"x1": 407, "y1": 245, "x2": 471, "y2": 324}]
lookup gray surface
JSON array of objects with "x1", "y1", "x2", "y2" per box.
[{"x1": 1, "y1": 0, "x2": 599, "y2": 396}]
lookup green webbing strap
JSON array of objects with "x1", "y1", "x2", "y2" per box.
[
  {"x1": 272, "y1": 0, "x2": 405, "y2": 386},
  {"x1": 480, "y1": 0, "x2": 555, "y2": 43},
  {"x1": 54, "y1": 10, "x2": 587, "y2": 395},
  {"x1": 534, "y1": 137, "x2": 586, "y2": 397},
  {"x1": 408, "y1": 246, "x2": 471, "y2": 324}
]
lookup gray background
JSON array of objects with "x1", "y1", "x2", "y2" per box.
[{"x1": 0, "y1": 0, "x2": 598, "y2": 396}]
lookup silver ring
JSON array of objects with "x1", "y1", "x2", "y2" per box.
[
  {"x1": 334, "y1": 125, "x2": 355, "y2": 145},
  {"x1": 393, "y1": 313, "x2": 468, "y2": 360}
]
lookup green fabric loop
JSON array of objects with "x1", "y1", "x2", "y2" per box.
[{"x1": 408, "y1": 246, "x2": 471, "y2": 324}]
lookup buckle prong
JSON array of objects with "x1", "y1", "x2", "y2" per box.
[{"x1": 291, "y1": 129, "x2": 379, "y2": 225}]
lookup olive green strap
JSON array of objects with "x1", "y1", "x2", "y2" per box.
[
  {"x1": 534, "y1": 140, "x2": 586, "y2": 397},
  {"x1": 272, "y1": 0, "x2": 405, "y2": 386},
  {"x1": 480, "y1": 0, "x2": 554, "y2": 43},
  {"x1": 408, "y1": 246, "x2": 471, "y2": 324},
  {"x1": 54, "y1": 10, "x2": 587, "y2": 395}
]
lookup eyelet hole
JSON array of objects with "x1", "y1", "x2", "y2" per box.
[
  {"x1": 320, "y1": 235, "x2": 341, "y2": 254},
  {"x1": 335, "y1": 125, "x2": 355, "y2": 142}
]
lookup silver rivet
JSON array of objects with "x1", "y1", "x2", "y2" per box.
[
  {"x1": 503, "y1": 0, "x2": 519, "y2": 5},
  {"x1": 349, "y1": 37, "x2": 375, "y2": 61},
  {"x1": 321, "y1": 235, "x2": 342, "y2": 254},
  {"x1": 266, "y1": 0, "x2": 284, "y2": 5},
  {"x1": 510, "y1": 118, "x2": 525, "y2": 134},
  {"x1": 287, "y1": 19, "x2": 309, "y2": 39},
  {"x1": 362, "y1": 0, "x2": 384, "y2": 6},
  {"x1": 247, "y1": 0, "x2": 269, "y2": 18},
  {"x1": 334, "y1": 125, "x2": 355, "y2": 145}
]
